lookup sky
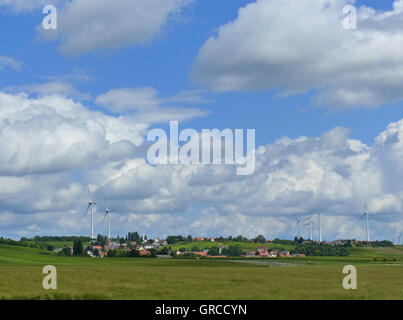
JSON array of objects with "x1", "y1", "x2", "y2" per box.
[{"x1": 0, "y1": 0, "x2": 402, "y2": 242}]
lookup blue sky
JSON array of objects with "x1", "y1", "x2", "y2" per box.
[
  {"x1": 1, "y1": 0, "x2": 401, "y2": 146},
  {"x1": 0, "y1": 0, "x2": 402, "y2": 242}
]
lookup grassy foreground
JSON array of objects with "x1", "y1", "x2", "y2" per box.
[{"x1": 0, "y1": 244, "x2": 402, "y2": 300}]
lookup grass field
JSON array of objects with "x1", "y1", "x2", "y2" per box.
[
  {"x1": 0, "y1": 244, "x2": 402, "y2": 300},
  {"x1": 170, "y1": 240, "x2": 296, "y2": 251}
]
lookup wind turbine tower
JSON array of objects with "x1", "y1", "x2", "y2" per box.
[
  {"x1": 303, "y1": 217, "x2": 314, "y2": 241},
  {"x1": 294, "y1": 214, "x2": 302, "y2": 238},
  {"x1": 317, "y1": 213, "x2": 322, "y2": 242},
  {"x1": 85, "y1": 189, "x2": 96, "y2": 240},
  {"x1": 103, "y1": 199, "x2": 113, "y2": 240},
  {"x1": 361, "y1": 203, "x2": 370, "y2": 242}
]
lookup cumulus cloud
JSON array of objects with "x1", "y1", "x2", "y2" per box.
[
  {"x1": 34, "y1": 0, "x2": 193, "y2": 56},
  {"x1": 84, "y1": 119, "x2": 403, "y2": 241},
  {"x1": 0, "y1": 90, "x2": 402, "y2": 241},
  {"x1": 0, "y1": 92, "x2": 146, "y2": 176},
  {"x1": 193, "y1": 0, "x2": 403, "y2": 109}
]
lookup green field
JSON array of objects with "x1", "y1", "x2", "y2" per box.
[
  {"x1": 170, "y1": 240, "x2": 296, "y2": 251},
  {"x1": 0, "y1": 244, "x2": 402, "y2": 300}
]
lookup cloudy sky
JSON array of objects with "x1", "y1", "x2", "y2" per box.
[{"x1": 0, "y1": 0, "x2": 402, "y2": 242}]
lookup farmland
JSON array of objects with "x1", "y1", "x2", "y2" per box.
[{"x1": 0, "y1": 243, "x2": 402, "y2": 300}]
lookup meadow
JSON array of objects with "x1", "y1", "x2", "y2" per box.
[{"x1": 0, "y1": 243, "x2": 402, "y2": 300}]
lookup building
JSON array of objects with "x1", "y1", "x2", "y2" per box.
[
  {"x1": 139, "y1": 250, "x2": 151, "y2": 256},
  {"x1": 194, "y1": 252, "x2": 208, "y2": 257},
  {"x1": 279, "y1": 251, "x2": 290, "y2": 257}
]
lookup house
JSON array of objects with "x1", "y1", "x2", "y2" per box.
[
  {"x1": 139, "y1": 250, "x2": 151, "y2": 256},
  {"x1": 245, "y1": 252, "x2": 256, "y2": 257},
  {"x1": 258, "y1": 251, "x2": 269, "y2": 257},
  {"x1": 279, "y1": 251, "x2": 290, "y2": 257},
  {"x1": 104, "y1": 242, "x2": 121, "y2": 250},
  {"x1": 269, "y1": 251, "x2": 278, "y2": 257},
  {"x1": 92, "y1": 245, "x2": 102, "y2": 251},
  {"x1": 194, "y1": 252, "x2": 208, "y2": 257},
  {"x1": 194, "y1": 237, "x2": 204, "y2": 241}
]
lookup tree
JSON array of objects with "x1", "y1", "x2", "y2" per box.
[
  {"x1": 235, "y1": 235, "x2": 244, "y2": 242},
  {"x1": 127, "y1": 232, "x2": 142, "y2": 243},
  {"x1": 158, "y1": 246, "x2": 169, "y2": 255},
  {"x1": 166, "y1": 235, "x2": 185, "y2": 244},
  {"x1": 61, "y1": 247, "x2": 71, "y2": 256},
  {"x1": 254, "y1": 235, "x2": 266, "y2": 243},
  {"x1": 96, "y1": 234, "x2": 107, "y2": 246},
  {"x1": 149, "y1": 248, "x2": 157, "y2": 258},
  {"x1": 208, "y1": 246, "x2": 220, "y2": 256},
  {"x1": 187, "y1": 235, "x2": 193, "y2": 242},
  {"x1": 227, "y1": 245, "x2": 243, "y2": 257},
  {"x1": 73, "y1": 238, "x2": 84, "y2": 256},
  {"x1": 128, "y1": 249, "x2": 140, "y2": 257},
  {"x1": 107, "y1": 249, "x2": 117, "y2": 257}
]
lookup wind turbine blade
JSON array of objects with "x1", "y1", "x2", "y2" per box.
[
  {"x1": 102, "y1": 212, "x2": 108, "y2": 224},
  {"x1": 84, "y1": 203, "x2": 90, "y2": 216}
]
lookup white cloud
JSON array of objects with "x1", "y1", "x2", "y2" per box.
[
  {"x1": 193, "y1": 0, "x2": 403, "y2": 109},
  {"x1": 0, "y1": 92, "x2": 146, "y2": 176},
  {"x1": 83, "y1": 119, "x2": 403, "y2": 241},
  {"x1": 0, "y1": 56, "x2": 21, "y2": 71},
  {"x1": 3, "y1": 81, "x2": 91, "y2": 101},
  {"x1": 95, "y1": 87, "x2": 208, "y2": 123},
  {"x1": 0, "y1": 90, "x2": 402, "y2": 241},
  {"x1": 35, "y1": 0, "x2": 193, "y2": 56}
]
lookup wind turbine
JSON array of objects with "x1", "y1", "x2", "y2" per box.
[
  {"x1": 293, "y1": 214, "x2": 302, "y2": 239},
  {"x1": 317, "y1": 212, "x2": 323, "y2": 242},
  {"x1": 85, "y1": 189, "x2": 96, "y2": 240},
  {"x1": 394, "y1": 233, "x2": 401, "y2": 245},
  {"x1": 102, "y1": 199, "x2": 113, "y2": 240},
  {"x1": 303, "y1": 216, "x2": 314, "y2": 241},
  {"x1": 360, "y1": 202, "x2": 370, "y2": 242}
]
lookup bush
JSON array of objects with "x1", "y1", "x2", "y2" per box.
[
  {"x1": 208, "y1": 247, "x2": 220, "y2": 256},
  {"x1": 58, "y1": 247, "x2": 71, "y2": 256}
]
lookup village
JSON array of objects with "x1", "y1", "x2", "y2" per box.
[
  {"x1": 76, "y1": 235, "x2": 362, "y2": 259},
  {"x1": 87, "y1": 237, "x2": 304, "y2": 259}
]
